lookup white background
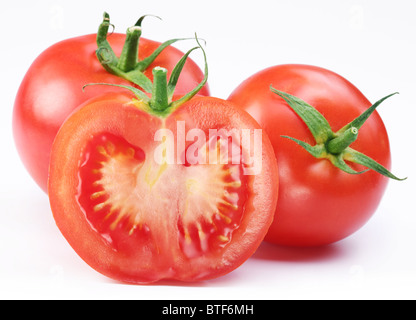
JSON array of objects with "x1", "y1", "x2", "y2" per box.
[{"x1": 1, "y1": 0, "x2": 415, "y2": 300}]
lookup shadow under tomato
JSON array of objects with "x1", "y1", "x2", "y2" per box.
[
  {"x1": 126, "y1": 242, "x2": 347, "y2": 286},
  {"x1": 251, "y1": 241, "x2": 345, "y2": 263}
]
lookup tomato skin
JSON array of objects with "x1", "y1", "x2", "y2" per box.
[
  {"x1": 228, "y1": 64, "x2": 391, "y2": 247},
  {"x1": 48, "y1": 92, "x2": 278, "y2": 283},
  {"x1": 13, "y1": 33, "x2": 209, "y2": 193}
]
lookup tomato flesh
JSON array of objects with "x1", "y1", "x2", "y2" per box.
[
  {"x1": 48, "y1": 93, "x2": 278, "y2": 283},
  {"x1": 76, "y1": 131, "x2": 248, "y2": 259},
  {"x1": 77, "y1": 133, "x2": 147, "y2": 252}
]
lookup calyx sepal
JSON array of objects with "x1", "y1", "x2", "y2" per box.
[
  {"x1": 84, "y1": 36, "x2": 208, "y2": 117},
  {"x1": 96, "y1": 12, "x2": 194, "y2": 92},
  {"x1": 271, "y1": 87, "x2": 406, "y2": 181}
]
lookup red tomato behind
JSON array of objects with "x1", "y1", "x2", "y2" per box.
[
  {"x1": 48, "y1": 92, "x2": 278, "y2": 283},
  {"x1": 13, "y1": 33, "x2": 209, "y2": 193},
  {"x1": 228, "y1": 64, "x2": 392, "y2": 246}
]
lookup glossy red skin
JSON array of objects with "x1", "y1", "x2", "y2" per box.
[
  {"x1": 228, "y1": 64, "x2": 391, "y2": 247},
  {"x1": 48, "y1": 93, "x2": 278, "y2": 283},
  {"x1": 13, "y1": 33, "x2": 209, "y2": 193}
]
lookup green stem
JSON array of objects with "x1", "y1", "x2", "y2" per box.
[
  {"x1": 149, "y1": 67, "x2": 169, "y2": 112},
  {"x1": 97, "y1": 12, "x2": 111, "y2": 43},
  {"x1": 117, "y1": 26, "x2": 142, "y2": 72},
  {"x1": 327, "y1": 127, "x2": 359, "y2": 154},
  {"x1": 96, "y1": 12, "x2": 118, "y2": 67},
  {"x1": 95, "y1": 12, "x2": 191, "y2": 91},
  {"x1": 86, "y1": 35, "x2": 208, "y2": 118}
]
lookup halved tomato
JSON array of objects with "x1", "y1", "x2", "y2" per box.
[{"x1": 48, "y1": 91, "x2": 278, "y2": 283}]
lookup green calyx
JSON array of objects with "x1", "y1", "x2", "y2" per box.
[
  {"x1": 270, "y1": 87, "x2": 406, "y2": 181},
  {"x1": 85, "y1": 36, "x2": 208, "y2": 117},
  {"x1": 96, "y1": 12, "x2": 192, "y2": 92}
]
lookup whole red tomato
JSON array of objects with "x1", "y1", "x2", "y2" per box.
[
  {"x1": 13, "y1": 13, "x2": 209, "y2": 193},
  {"x1": 48, "y1": 61, "x2": 278, "y2": 283},
  {"x1": 228, "y1": 64, "x2": 404, "y2": 247}
]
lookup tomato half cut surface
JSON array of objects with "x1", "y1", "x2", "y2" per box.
[{"x1": 48, "y1": 93, "x2": 278, "y2": 283}]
